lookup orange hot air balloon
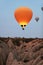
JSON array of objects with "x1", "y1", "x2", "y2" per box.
[{"x1": 14, "y1": 7, "x2": 33, "y2": 30}]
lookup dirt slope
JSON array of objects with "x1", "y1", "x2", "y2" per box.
[{"x1": 0, "y1": 38, "x2": 43, "y2": 65}]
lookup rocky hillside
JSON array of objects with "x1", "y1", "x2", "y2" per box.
[{"x1": 0, "y1": 37, "x2": 43, "y2": 65}]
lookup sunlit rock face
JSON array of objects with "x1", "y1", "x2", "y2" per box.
[{"x1": 0, "y1": 38, "x2": 43, "y2": 65}]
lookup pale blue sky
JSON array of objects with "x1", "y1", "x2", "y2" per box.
[{"x1": 0, "y1": 0, "x2": 43, "y2": 38}]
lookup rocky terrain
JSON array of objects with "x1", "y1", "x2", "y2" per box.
[{"x1": 0, "y1": 37, "x2": 43, "y2": 65}]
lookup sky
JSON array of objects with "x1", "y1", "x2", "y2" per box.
[{"x1": 0, "y1": 0, "x2": 43, "y2": 38}]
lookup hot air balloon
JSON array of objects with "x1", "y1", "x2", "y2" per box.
[
  {"x1": 14, "y1": 7, "x2": 33, "y2": 30},
  {"x1": 35, "y1": 17, "x2": 39, "y2": 22},
  {"x1": 41, "y1": 7, "x2": 43, "y2": 11}
]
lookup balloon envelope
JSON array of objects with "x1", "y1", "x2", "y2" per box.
[
  {"x1": 35, "y1": 17, "x2": 39, "y2": 22},
  {"x1": 41, "y1": 7, "x2": 43, "y2": 11},
  {"x1": 14, "y1": 7, "x2": 33, "y2": 30}
]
